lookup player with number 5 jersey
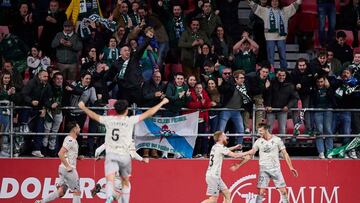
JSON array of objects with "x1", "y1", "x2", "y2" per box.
[
  {"x1": 201, "y1": 131, "x2": 246, "y2": 203},
  {"x1": 78, "y1": 98, "x2": 169, "y2": 203}
]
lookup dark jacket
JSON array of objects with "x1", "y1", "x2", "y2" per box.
[
  {"x1": 290, "y1": 67, "x2": 314, "y2": 97},
  {"x1": 218, "y1": 77, "x2": 252, "y2": 110},
  {"x1": 309, "y1": 58, "x2": 330, "y2": 77},
  {"x1": 310, "y1": 86, "x2": 337, "y2": 108},
  {"x1": 247, "y1": 71, "x2": 268, "y2": 97},
  {"x1": 21, "y1": 77, "x2": 53, "y2": 109},
  {"x1": 142, "y1": 80, "x2": 167, "y2": 107},
  {"x1": 106, "y1": 36, "x2": 151, "y2": 89},
  {"x1": 265, "y1": 79, "x2": 299, "y2": 108},
  {"x1": 165, "y1": 82, "x2": 191, "y2": 113}
]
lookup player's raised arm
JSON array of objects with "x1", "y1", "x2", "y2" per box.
[
  {"x1": 281, "y1": 148, "x2": 298, "y2": 177},
  {"x1": 78, "y1": 101, "x2": 101, "y2": 122},
  {"x1": 139, "y1": 98, "x2": 169, "y2": 121}
]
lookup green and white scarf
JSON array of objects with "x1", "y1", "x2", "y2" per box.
[{"x1": 268, "y1": 8, "x2": 287, "y2": 36}]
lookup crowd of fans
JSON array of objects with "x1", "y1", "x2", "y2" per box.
[{"x1": 0, "y1": 0, "x2": 359, "y2": 159}]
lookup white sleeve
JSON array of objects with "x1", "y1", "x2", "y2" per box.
[
  {"x1": 95, "y1": 143, "x2": 106, "y2": 158},
  {"x1": 222, "y1": 146, "x2": 231, "y2": 155},
  {"x1": 130, "y1": 150, "x2": 144, "y2": 161},
  {"x1": 27, "y1": 56, "x2": 40, "y2": 69},
  {"x1": 277, "y1": 138, "x2": 286, "y2": 151},
  {"x1": 99, "y1": 116, "x2": 107, "y2": 125},
  {"x1": 62, "y1": 137, "x2": 73, "y2": 151},
  {"x1": 253, "y1": 139, "x2": 260, "y2": 152},
  {"x1": 129, "y1": 115, "x2": 141, "y2": 125}
]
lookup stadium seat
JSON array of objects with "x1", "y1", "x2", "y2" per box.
[{"x1": 0, "y1": 26, "x2": 9, "y2": 34}]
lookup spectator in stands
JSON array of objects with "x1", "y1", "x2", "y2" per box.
[
  {"x1": 27, "y1": 46, "x2": 51, "y2": 79},
  {"x1": 291, "y1": 58, "x2": 314, "y2": 134},
  {"x1": 21, "y1": 70, "x2": 53, "y2": 158},
  {"x1": 247, "y1": 63, "x2": 271, "y2": 129},
  {"x1": 196, "y1": 1, "x2": 222, "y2": 38},
  {"x1": 265, "y1": 69, "x2": 299, "y2": 135},
  {"x1": 188, "y1": 82, "x2": 212, "y2": 158},
  {"x1": 165, "y1": 72, "x2": 191, "y2": 116},
  {"x1": 38, "y1": 0, "x2": 66, "y2": 59},
  {"x1": 216, "y1": 0, "x2": 241, "y2": 40},
  {"x1": 106, "y1": 28, "x2": 154, "y2": 104},
  {"x1": 67, "y1": 72, "x2": 98, "y2": 155},
  {"x1": 311, "y1": 76, "x2": 336, "y2": 159},
  {"x1": 114, "y1": 25, "x2": 129, "y2": 48},
  {"x1": 157, "y1": 1, "x2": 187, "y2": 64},
  {"x1": 333, "y1": 68, "x2": 359, "y2": 158},
  {"x1": 138, "y1": 27, "x2": 160, "y2": 81},
  {"x1": 102, "y1": 37, "x2": 120, "y2": 67},
  {"x1": 142, "y1": 71, "x2": 167, "y2": 108},
  {"x1": 218, "y1": 69, "x2": 250, "y2": 145},
  {"x1": 129, "y1": 1, "x2": 141, "y2": 27},
  {"x1": 344, "y1": 52, "x2": 360, "y2": 80},
  {"x1": 142, "y1": 71, "x2": 166, "y2": 158},
  {"x1": 137, "y1": 6, "x2": 169, "y2": 69},
  {"x1": 0, "y1": 32, "x2": 29, "y2": 75},
  {"x1": 51, "y1": 20, "x2": 83, "y2": 81},
  {"x1": 200, "y1": 61, "x2": 220, "y2": 83},
  {"x1": 113, "y1": 1, "x2": 133, "y2": 29},
  {"x1": 337, "y1": 0, "x2": 360, "y2": 47},
  {"x1": 206, "y1": 78, "x2": 221, "y2": 133},
  {"x1": 211, "y1": 25, "x2": 233, "y2": 62},
  {"x1": 187, "y1": 75, "x2": 197, "y2": 91},
  {"x1": 179, "y1": 18, "x2": 210, "y2": 78},
  {"x1": 195, "y1": 43, "x2": 218, "y2": 76},
  {"x1": 81, "y1": 20, "x2": 112, "y2": 57},
  {"x1": 329, "y1": 31, "x2": 354, "y2": 64},
  {"x1": 80, "y1": 46, "x2": 110, "y2": 101},
  {"x1": 317, "y1": 0, "x2": 336, "y2": 47},
  {"x1": 2, "y1": 60, "x2": 24, "y2": 92},
  {"x1": 310, "y1": 50, "x2": 331, "y2": 77},
  {"x1": 248, "y1": 0, "x2": 302, "y2": 69},
  {"x1": 249, "y1": 0, "x2": 268, "y2": 62},
  {"x1": 0, "y1": 71, "x2": 16, "y2": 157},
  {"x1": 11, "y1": 2, "x2": 36, "y2": 48},
  {"x1": 43, "y1": 72, "x2": 66, "y2": 157},
  {"x1": 327, "y1": 49, "x2": 343, "y2": 76},
  {"x1": 233, "y1": 31, "x2": 259, "y2": 73}
]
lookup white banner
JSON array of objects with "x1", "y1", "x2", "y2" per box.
[{"x1": 134, "y1": 112, "x2": 199, "y2": 158}]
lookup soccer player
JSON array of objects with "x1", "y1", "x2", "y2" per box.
[
  {"x1": 35, "y1": 122, "x2": 81, "y2": 203},
  {"x1": 201, "y1": 131, "x2": 244, "y2": 203},
  {"x1": 236, "y1": 123, "x2": 298, "y2": 203},
  {"x1": 91, "y1": 141, "x2": 149, "y2": 202},
  {"x1": 78, "y1": 98, "x2": 169, "y2": 203}
]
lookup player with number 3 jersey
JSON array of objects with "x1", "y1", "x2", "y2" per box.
[{"x1": 201, "y1": 131, "x2": 245, "y2": 203}]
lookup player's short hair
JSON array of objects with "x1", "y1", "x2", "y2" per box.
[
  {"x1": 213, "y1": 131, "x2": 224, "y2": 142},
  {"x1": 258, "y1": 123, "x2": 270, "y2": 130},
  {"x1": 66, "y1": 121, "x2": 78, "y2": 132},
  {"x1": 114, "y1": 99, "x2": 129, "y2": 114}
]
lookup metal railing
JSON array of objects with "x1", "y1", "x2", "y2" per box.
[{"x1": 0, "y1": 101, "x2": 360, "y2": 158}]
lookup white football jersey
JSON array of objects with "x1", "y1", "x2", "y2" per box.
[
  {"x1": 206, "y1": 143, "x2": 230, "y2": 177},
  {"x1": 100, "y1": 115, "x2": 140, "y2": 155},
  {"x1": 60, "y1": 136, "x2": 79, "y2": 168},
  {"x1": 253, "y1": 136, "x2": 285, "y2": 170}
]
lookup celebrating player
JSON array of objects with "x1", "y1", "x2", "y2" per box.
[
  {"x1": 91, "y1": 141, "x2": 149, "y2": 202},
  {"x1": 236, "y1": 123, "x2": 298, "y2": 203},
  {"x1": 78, "y1": 98, "x2": 169, "y2": 203},
  {"x1": 35, "y1": 122, "x2": 81, "y2": 203},
  {"x1": 201, "y1": 131, "x2": 244, "y2": 203}
]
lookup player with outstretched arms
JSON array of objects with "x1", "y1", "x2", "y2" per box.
[
  {"x1": 233, "y1": 123, "x2": 298, "y2": 203},
  {"x1": 78, "y1": 98, "x2": 169, "y2": 203},
  {"x1": 35, "y1": 122, "x2": 81, "y2": 203},
  {"x1": 201, "y1": 131, "x2": 245, "y2": 203},
  {"x1": 91, "y1": 141, "x2": 149, "y2": 202}
]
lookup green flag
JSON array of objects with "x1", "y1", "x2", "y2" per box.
[{"x1": 327, "y1": 137, "x2": 360, "y2": 158}]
